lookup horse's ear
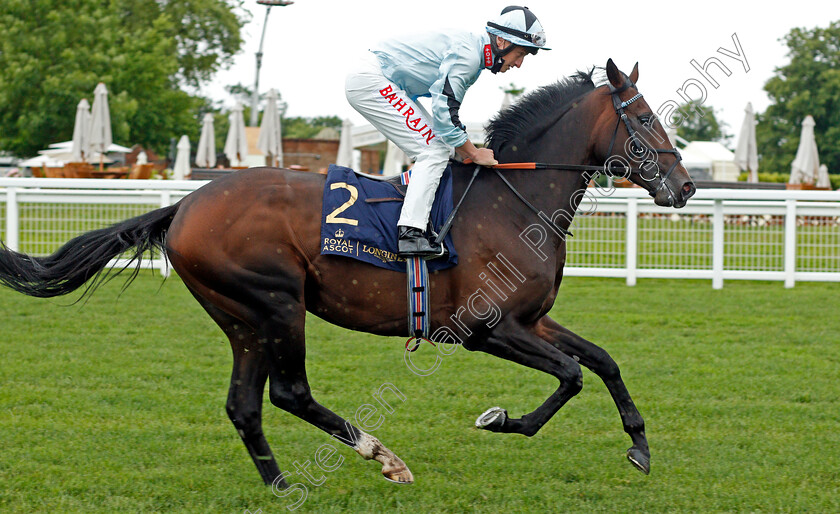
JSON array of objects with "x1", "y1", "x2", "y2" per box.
[
  {"x1": 629, "y1": 62, "x2": 639, "y2": 84},
  {"x1": 606, "y1": 58, "x2": 623, "y2": 88}
]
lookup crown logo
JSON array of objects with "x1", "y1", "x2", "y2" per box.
[{"x1": 334, "y1": 228, "x2": 345, "y2": 238}]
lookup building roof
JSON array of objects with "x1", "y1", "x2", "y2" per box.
[{"x1": 681, "y1": 141, "x2": 735, "y2": 163}]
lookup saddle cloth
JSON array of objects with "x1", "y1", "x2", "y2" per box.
[{"x1": 320, "y1": 164, "x2": 458, "y2": 272}]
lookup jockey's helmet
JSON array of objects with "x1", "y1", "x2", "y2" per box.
[{"x1": 486, "y1": 6, "x2": 551, "y2": 54}]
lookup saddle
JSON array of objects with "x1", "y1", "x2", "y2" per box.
[
  {"x1": 319, "y1": 164, "x2": 458, "y2": 273},
  {"x1": 353, "y1": 169, "x2": 408, "y2": 197}
]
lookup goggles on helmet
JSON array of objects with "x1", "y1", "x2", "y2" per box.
[{"x1": 486, "y1": 21, "x2": 546, "y2": 48}]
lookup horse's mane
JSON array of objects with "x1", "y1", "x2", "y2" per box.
[{"x1": 485, "y1": 68, "x2": 605, "y2": 153}]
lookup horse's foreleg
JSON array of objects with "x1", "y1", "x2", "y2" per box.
[
  {"x1": 263, "y1": 301, "x2": 413, "y2": 485},
  {"x1": 467, "y1": 320, "x2": 583, "y2": 437},
  {"x1": 536, "y1": 315, "x2": 650, "y2": 474}
]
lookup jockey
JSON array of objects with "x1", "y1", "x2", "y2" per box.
[{"x1": 345, "y1": 5, "x2": 550, "y2": 258}]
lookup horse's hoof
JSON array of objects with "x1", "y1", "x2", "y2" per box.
[
  {"x1": 626, "y1": 447, "x2": 650, "y2": 475},
  {"x1": 475, "y1": 406, "x2": 508, "y2": 431},
  {"x1": 382, "y1": 465, "x2": 414, "y2": 484}
]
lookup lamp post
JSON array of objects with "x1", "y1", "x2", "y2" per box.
[{"x1": 250, "y1": 0, "x2": 294, "y2": 127}]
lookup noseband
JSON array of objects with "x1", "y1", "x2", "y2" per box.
[{"x1": 606, "y1": 83, "x2": 683, "y2": 204}]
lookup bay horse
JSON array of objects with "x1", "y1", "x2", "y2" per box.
[{"x1": 0, "y1": 60, "x2": 695, "y2": 487}]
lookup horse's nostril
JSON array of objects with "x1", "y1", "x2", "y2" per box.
[{"x1": 682, "y1": 182, "x2": 696, "y2": 200}]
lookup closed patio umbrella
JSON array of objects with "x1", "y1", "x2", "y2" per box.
[
  {"x1": 70, "y1": 99, "x2": 91, "y2": 163},
  {"x1": 224, "y1": 103, "x2": 248, "y2": 167},
  {"x1": 501, "y1": 91, "x2": 515, "y2": 110},
  {"x1": 733, "y1": 102, "x2": 759, "y2": 182},
  {"x1": 817, "y1": 164, "x2": 831, "y2": 189},
  {"x1": 789, "y1": 115, "x2": 820, "y2": 185},
  {"x1": 383, "y1": 140, "x2": 409, "y2": 175},
  {"x1": 336, "y1": 118, "x2": 354, "y2": 168},
  {"x1": 173, "y1": 135, "x2": 191, "y2": 180},
  {"x1": 87, "y1": 83, "x2": 112, "y2": 171},
  {"x1": 195, "y1": 113, "x2": 216, "y2": 168},
  {"x1": 257, "y1": 89, "x2": 283, "y2": 167}
]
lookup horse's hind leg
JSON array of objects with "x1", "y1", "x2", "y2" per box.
[
  {"x1": 536, "y1": 315, "x2": 650, "y2": 474},
  {"x1": 226, "y1": 331, "x2": 281, "y2": 485},
  {"x1": 262, "y1": 296, "x2": 413, "y2": 484},
  {"x1": 192, "y1": 296, "x2": 284, "y2": 485}
]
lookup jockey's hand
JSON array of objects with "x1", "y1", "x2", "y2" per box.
[{"x1": 470, "y1": 148, "x2": 498, "y2": 167}]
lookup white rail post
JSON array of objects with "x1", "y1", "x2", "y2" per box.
[
  {"x1": 712, "y1": 199, "x2": 724, "y2": 289},
  {"x1": 5, "y1": 187, "x2": 19, "y2": 252},
  {"x1": 626, "y1": 197, "x2": 638, "y2": 286},
  {"x1": 784, "y1": 198, "x2": 797, "y2": 288},
  {"x1": 158, "y1": 191, "x2": 173, "y2": 277}
]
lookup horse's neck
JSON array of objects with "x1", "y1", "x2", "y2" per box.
[
  {"x1": 486, "y1": 105, "x2": 597, "y2": 232},
  {"x1": 525, "y1": 99, "x2": 599, "y2": 168},
  {"x1": 449, "y1": 162, "x2": 586, "y2": 261}
]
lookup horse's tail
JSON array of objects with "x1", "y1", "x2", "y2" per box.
[{"x1": 0, "y1": 202, "x2": 180, "y2": 299}]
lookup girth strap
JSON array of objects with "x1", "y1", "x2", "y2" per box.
[
  {"x1": 400, "y1": 170, "x2": 434, "y2": 351},
  {"x1": 406, "y1": 256, "x2": 430, "y2": 340}
]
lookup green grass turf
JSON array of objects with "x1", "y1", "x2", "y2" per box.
[{"x1": 1, "y1": 273, "x2": 838, "y2": 513}]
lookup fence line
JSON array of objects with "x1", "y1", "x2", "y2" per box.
[
  {"x1": 1, "y1": 177, "x2": 838, "y2": 287},
  {"x1": 0, "y1": 178, "x2": 199, "y2": 276},
  {"x1": 568, "y1": 187, "x2": 840, "y2": 288}
]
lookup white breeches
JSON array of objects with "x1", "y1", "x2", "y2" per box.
[{"x1": 345, "y1": 55, "x2": 452, "y2": 230}]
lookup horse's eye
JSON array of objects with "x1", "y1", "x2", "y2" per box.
[{"x1": 638, "y1": 114, "x2": 653, "y2": 126}]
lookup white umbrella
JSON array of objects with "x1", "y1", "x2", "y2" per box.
[
  {"x1": 257, "y1": 89, "x2": 283, "y2": 167},
  {"x1": 789, "y1": 115, "x2": 820, "y2": 185},
  {"x1": 49, "y1": 141, "x2": 130, "y2": 153},
  {"x1": 195, "y1": 113, "x2": 216, "y2": 168},
  {"x1": 19, "y1": 154, "x2": 64, "y2": 168},
  {"x1": 224, "y1": 103, "x2": 248, "y2": 167},
  {"x1": 70, "y1": 99, "x2": 91, "y2": 163},
  {"x1": 173, "y1": 135, "x2": 191, "y2": 180},
  {"x1": 38, "y1": 147, "x2": 110, "y2": 164},
  {"x1": 336, "y1": 118, "x2": 354, "y2": 168},
  {"x1": 383, "y1": 140, "x2": 409, "y2": 175},
  {"x1": 501, "y1": 92, "x2": 515, "y2": 110},
  {"x1": 733, "y1": 102, "x2": 759, "y2": 182},
  {"x1": 87, "y1": 83, "x2": 112, "y2": 170},
  {"x1": 817, "y1": 164, "x2": 831, "y2": 189}
]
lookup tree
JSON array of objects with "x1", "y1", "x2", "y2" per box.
[
  {"x1": 502, "y1": 83, "x2": 526, "y2": 97},
  {"x1": 0, "y1": 0, "x2": 246, "y2": 157},
  {"x1": 282, "y1": 116, "x2": 344, "y2": 139},
  {"x1": 146, "y1": 0, "x2": 247, "y2": 88},
  {"x1": 757, "y1": 21, "x2": 840, "y2": 175},
  {"x1": 672, "y1": 101, "x2": 731, "y2": 144}
]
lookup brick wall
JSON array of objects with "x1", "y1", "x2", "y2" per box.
[{"x1": 282, "y1": 139, "x2": 381, "y2": 174}]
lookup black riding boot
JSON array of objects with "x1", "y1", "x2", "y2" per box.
[{"x1": 398, "y1": 226, "x2": 445, "y2": 258}]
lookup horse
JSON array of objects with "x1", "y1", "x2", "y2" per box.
[{"x1": 0, "y1": 59, "x2": 695, "y2": 487}]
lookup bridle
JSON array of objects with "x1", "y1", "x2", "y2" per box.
[
  {"x1": 605, "y1": 81, "x2": 683, "y2": 205},
  {"x1": 438, "y1": 81, "x2": 687, "y2": 245}
]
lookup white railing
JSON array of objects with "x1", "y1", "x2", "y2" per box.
[
  {"x1": 568, "y1": 187, "x2": 840, "y2": 288},
  {"x1": 0, "y1": 178, "x2": 206, "y2": 275},
  {"x1": 1, "y1": 177, "x2": 838, "y2": 287}
]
